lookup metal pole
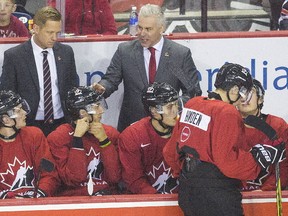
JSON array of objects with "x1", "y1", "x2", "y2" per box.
[
  {"x1": 55, "y1": 0, "x2": 65, "y2": 36},
  {"x1": 179, "y1": 0, "x2": 186, "y2": 15},
  {"x1": 201, "y1": 0, "x2": 208, "y2": 32}
]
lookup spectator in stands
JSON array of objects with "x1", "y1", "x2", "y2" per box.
[
  {"x1": 118, "y1": 82, "x2": 180, "y2": 194},
  {"x1": 48, "y1": 0, "x2": 117, "y2": 35},
  {"x1": 268, "y1": 0, "x2": 285, "y2": 30},
  {"x1": 47, "y1": 86, "x2": 121, "y2": 196},
  {"x1": 15, "y1": 0, "x2": 34, "y2": 17},
  {"x1": 0, "y1": 90, "x2": 60, "y2": 199},
  {"x1": 93, "y1": 4, "x2": 202, "y2": 132},
  {"x1": 0, "y1": 6, "x2": 78, "y2": 136},
  {"x1": 279, "y1": 0, "x2": 288, "y2": 30},
  {"x1": 238, "y1": 79, "x2": 288, "y2": 191},
  {"x1": 163, "y1": 63, "x2": 285, "y2": 216},
  {"x1": 0, "y1": 0, "x2": 29, "y2": 37}
]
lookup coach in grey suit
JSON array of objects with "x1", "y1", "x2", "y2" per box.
[
  {"x1": 95, "y1": 4, "x2": 202, "y2": 132},
  {"x1": 0, "y1": 7, "x2": 78, "y2": 136}
]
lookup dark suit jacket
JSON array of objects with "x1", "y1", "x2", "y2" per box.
[
  {"x1": 0, "y1": 40, "x2": 79, "y2": 125},
  {"x1": 99, "y1": 38, "x2": 202, "y2": 132}
]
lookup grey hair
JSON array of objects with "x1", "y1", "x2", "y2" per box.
[{"x1": 139, "y1": 4, "x2": 166, "y2": 28}]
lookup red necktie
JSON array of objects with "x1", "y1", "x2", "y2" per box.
[
  {"x1": 148, "y1": 47, "x2": 156, "y2": 84},
  {"x1": 42, "y1": 51, "x2": 53, "y2": 123}
]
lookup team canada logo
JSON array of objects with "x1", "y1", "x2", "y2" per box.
[
  {"x1": 86, "y1": 147, "x2": 103, "y2": 180},
  {"x1": 0, "y1": 157, "x2": 34, "y2": 191},
  {"x1": 181, "y1": 126, "x2": 191, "y2": 142},
  {"x1": 147, "y1": 161, "x2": 178, "y2": 194}
]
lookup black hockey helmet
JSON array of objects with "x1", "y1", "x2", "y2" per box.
[
  {"x1": 214, "y1": 63, "x2": 253, "y2": 92},
  {"x1": 253, "y1": 79, "x2": 265, "y2": 98},
  {"x1": 66, "y1": 86, "x2": 107, "y2": 120},
  {"x1": 253, "y1": 79, "x2": 265, "y2": 110},
  {"x1": 0, "y1": 90, "x2": 30, "y2": 117},
  {"x1": 142, "y1": 82, "x2": 178, "y2": 114}
]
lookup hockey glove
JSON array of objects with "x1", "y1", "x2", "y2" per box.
[
  {"x1": 250, "y1": 144, "x2": 274, "y2": 169},
  {"x1": 251, "y1": 143, "x2": 286, "y2": 170},
  {"x1": 263, "y1": 142, "x2": 286, "y2": 164},
  {"x1": 263, "y1": 138, "x2": 286, "y2": 163}
]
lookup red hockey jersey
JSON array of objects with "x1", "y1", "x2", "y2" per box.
[
  {"x1": 242, "y1": 114, "x2": 288, "y2": 191},
  {"x1": 47, "y1": 123, "x2": 121, "y2": 196},
  {"x1": 0, "y1": 126, "x2": 60, "y2": 197},
  {"x1": 163, "y1": 96, "x2": 261, "y2": 181},
  {"x1": 119, "y1": 117, "x2": 178, "y2": 194}
]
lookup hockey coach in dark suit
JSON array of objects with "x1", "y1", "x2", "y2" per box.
[{"x1": 0, "y1": 6, "x2": 78, "y2": 136}]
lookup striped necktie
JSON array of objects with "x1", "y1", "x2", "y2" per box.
[
  {"x1": 148, "y1": 47, "x2": 156, "y2": 84},
  {"x1": 42, "y1": 50, "x2": 53, "y2": 123}
]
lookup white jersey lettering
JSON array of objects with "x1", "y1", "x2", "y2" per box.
[{"x1": 180, "y1": 108, "x2": 211, "y2": 131}]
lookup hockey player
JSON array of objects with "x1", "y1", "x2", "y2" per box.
[
  {"x1": 47, "y1": 86, "x2": 121, "y2": 196},
  {"x1": 238, "y1": 79, "x2": 288, "y2": 191},
  {"x1": 118, "y1": 82, "x2": 180, "y2": 194},
  {"x1": 0, "y1": 90, "x2": 59, "y2": 198},
  {"x1": 163, "y1": 63, "x2": 286, "y2": 216}
]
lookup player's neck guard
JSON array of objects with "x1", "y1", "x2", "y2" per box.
[
  {"x1": 0, "y1": 120, "x2": 19, "y2": 140},
  {"x1": 207, "y1": 91, "x2": 222, "y2": 100},
  {"x1": 0, "y1": 132, "x2": 17, "y2": 140},
  {"x1": 150, "y1": 118, "x2": 173, "y2": 137}
]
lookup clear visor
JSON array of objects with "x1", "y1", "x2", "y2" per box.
[
  {"x1": 85, "y1": 98, "x2": 108, "y2": 115},
  {"x1": 239, "y1": 86, "x2": 253, "y2": 105},
  {"x1": 154, "y1": 98, "x2": 183, "y2": 117},
  {"x1": 7, "y1": 100, "x2": 31, "y2": 118}
]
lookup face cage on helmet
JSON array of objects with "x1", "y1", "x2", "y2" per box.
[
  {"x1": 6, "y1": 99, "x2": 31, "y2": 118},
  {"x1": 239, "y1": 86, "x2": 253, "y2": 105},
  {"x1": 153, "y1": 98, "x2": 182, "y2": 117},
  {"x1": 84, "y1": 98, "x2": 108, "y2": 115}
]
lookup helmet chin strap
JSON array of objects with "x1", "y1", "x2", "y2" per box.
[
  {"x1": 226, "y1": 91, "x2": 241, "y2": 105},
  {"x1": 151, "y1": 115, "x2": 173, "y2": 136},
  {"x1": 0, "y1": 119, "x2": 19, "y2": 140}
]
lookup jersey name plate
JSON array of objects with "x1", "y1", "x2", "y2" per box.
[{"x1": 180, "y1": 108, "x2": 211, "y2": 131}]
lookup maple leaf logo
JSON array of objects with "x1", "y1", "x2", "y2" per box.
[
  {"x1": 147, "y1": 161, "x2": 178, "y2": 194},
  {"x1": 147, "y1": 161, "x2": 171, "y2": 179},
  {"x1": 0, "y1": 157, "x2": 34, "y2": 191}
]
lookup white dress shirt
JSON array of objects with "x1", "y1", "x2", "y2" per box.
[{"x1": 31, "y1": 36, "x2": 64, "y2": 120}]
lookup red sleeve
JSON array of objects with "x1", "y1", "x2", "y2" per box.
[
  {"x1": 47, "y1": 124, "x2": 88, "y2": 186},
  {"x1": 163, "y1": 121, "x2": 182, "y2": 178},
  {"x1": 17, "y1": 23, "x2": 30, "y2": 37},
  {"x1": 261, "y1": 116, "x2": 288, "y2": 190},
  {"x1": 118, "y1": 128, "x2": 156, "y2": 194},
  {"x1": 100, "y1": 126, "x2": 121, "y2": 183},
  {"x1": 98, "y1": 0, "x2": 117, "y2": 35},
  {"x1": 29, "y1": 128, "x2": 60, "y2": 197},
  {"x1": 212, "y1": 109, "x2": 261, "y2": 180},
  {"x1": 11, "y1": 16, "x2": 30, "y2": 38}
]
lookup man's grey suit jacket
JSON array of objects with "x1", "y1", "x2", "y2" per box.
[{"x1": 99, "y1": 38, "x2": 202, "y2": 132}]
